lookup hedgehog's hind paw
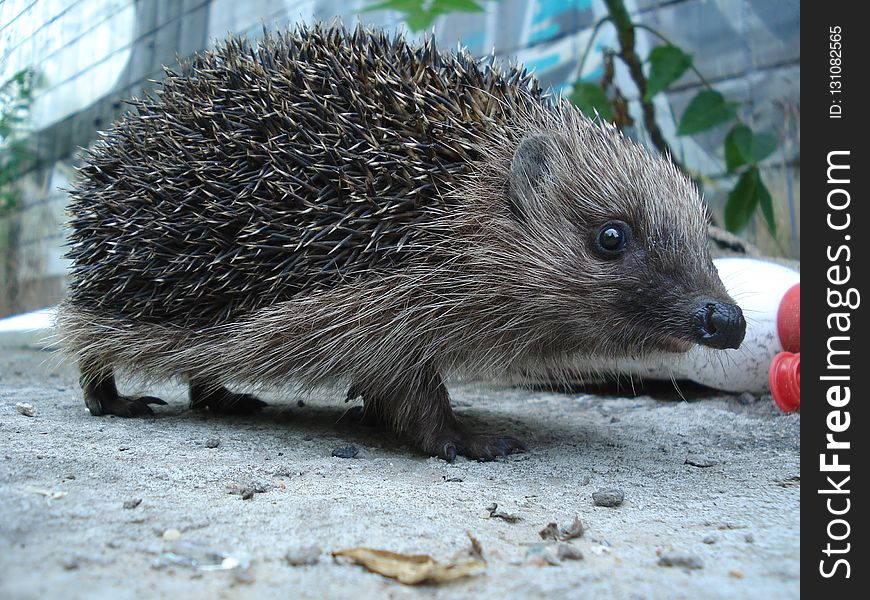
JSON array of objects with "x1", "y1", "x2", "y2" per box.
[
  {"x1": 86, "y1": 392, "x2": 167, "y2": 417},
  {"x1": 189, "y1": 382, "x2": 267, "y2": 415},
  {"x1": 426, "y1": 428, "x2": 527, "y2": 463}
]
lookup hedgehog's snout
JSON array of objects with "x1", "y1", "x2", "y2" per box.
[{"x1": 690, "y1": 300, "x2": 746, "y2": 350}]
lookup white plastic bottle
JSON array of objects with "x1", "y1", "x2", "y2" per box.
[{"x1": 572, "y1": 257, "x2": 800, "y2": 394}]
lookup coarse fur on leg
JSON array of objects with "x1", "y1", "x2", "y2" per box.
[
  {"x1": 79, "y1": 359, "x2": 167, "y2": 417},
  {"x1": 356, "y1": 365, "x2": 525, "y2": 462},
  {"x1": 188, "y1": 378, "x2": 267, "y2": 414}
]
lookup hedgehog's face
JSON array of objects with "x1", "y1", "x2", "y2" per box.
[{"x1": 504, "y1": 130, "x2": 745, "y2": 357}]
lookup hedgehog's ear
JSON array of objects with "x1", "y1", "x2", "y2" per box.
[{"x1": 508, "y1": 133, "x2": 553, "y2": 220}]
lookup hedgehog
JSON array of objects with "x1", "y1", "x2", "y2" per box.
[{"x1": 57, "y1": 22, "x2": 746, "y2": 461}]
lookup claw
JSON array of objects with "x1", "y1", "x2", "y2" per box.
[
  {"x1": 110, "y1": 396, "x2": 166, "y2": 417},
  {"x1": 441, "y1": 442, "x2": 458, "y2": 463},
  {"x1": 138, "y1": 396, "x2": 168, "y2": 406}
]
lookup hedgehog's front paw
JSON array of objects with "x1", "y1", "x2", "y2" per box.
[{"x1": 424, "y1": 428, "x2": 526, "y2": 462}]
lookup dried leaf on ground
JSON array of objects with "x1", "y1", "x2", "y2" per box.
[{"x1": 333, "y1": 547, "x2": 485, "y2": 585}]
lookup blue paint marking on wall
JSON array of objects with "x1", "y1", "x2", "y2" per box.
[
  {"x1": 519, "y1": 0, "x2": 602, "y2": 93},
  {"x1": 528, "y1": 0, "x2": 594, "y2": 45},
  {"x1": 460, "y1": 31, "x2": 485, "y2": 50},
  {"x1": 528, "y1": 22, "x2": 560, "y2": 45},
  {"x1": 533, "y1": 0, "x2": 591, "y2": 21},
  {"x1": 524, "y1": 53, "x2": 561, "y2": 73}
]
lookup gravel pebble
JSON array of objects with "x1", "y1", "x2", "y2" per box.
[
  {"x1": 123, "y1": 498, "x2": 142, "y2": 509},
  {"x1": 685, "y1": 455, "x2": 717, "y2": 468},
  {"x1": 592, "y1": 488, "x2": 624, "y2": 507},
  {"x1": 524, "y1": 544, "x2": 560, "y2": 566},
  {"x1": 15, "y1": 403, "x2": 37, "y2": 417},
  {"x1": 658, "y1": 552, "x2": 703, "y2": 570},
  {"x1": 204, "y1": 438, "x2": 221, "y2": 449},
  {"x1": 331, "y1": 444, "x2": 359, "y2": 459},
  {"x1": 556, "y1": 543, "x2": 584, "y2": 561}
]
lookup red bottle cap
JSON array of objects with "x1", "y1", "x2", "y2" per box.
[
  {"x1": 777, "y1": 283, "x2": 800, "y2": 353},
  {"x1": 769, "y1": 352, "x2": 800, "y2": 413}
]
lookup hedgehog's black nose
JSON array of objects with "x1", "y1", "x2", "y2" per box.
[{"x1": 691, "y1": 300, "x2": 746, "y2": 350}]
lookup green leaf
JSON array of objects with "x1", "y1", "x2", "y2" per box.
[
  {"x1": 723, "y1": 126, "x2": 745, "y2": 172},
  {"x1": 757, "y1": 176, "x2": 776, "y2": 234},
  {"x1": 363, "y1": 0, "x2": 485, "y2": 30},
  {"x1": 725, "y1": 166, "x2": 775, "y2": 233},
  {"x1": 644, "y1": 45, "x2": 692, "y2": 101},
  {"x1": 677, "y1": 90, "x2": 738, "y2": 136},
  {"x1": 432, "y1": 0, "x2": 485, "y2": 12},
  {"x1": 362, "y1": 0, "x2": 424, "y2": 13},
  {"x1": 569, "y1": 82, "x2": 613, "y2": 122},
  {"x1": 405, "y1": 10, "x2": 436, "y2": 31},
  {"x1": 724, "y1": 124, "x2": 777, "y2": 171}
]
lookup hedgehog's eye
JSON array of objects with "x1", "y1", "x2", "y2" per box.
[{"x1": 594, "y1": 221, "x2": 631, "y2": 258}]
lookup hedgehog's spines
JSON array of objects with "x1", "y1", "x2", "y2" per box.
[{"x1": 64, "y1": 23, "x2": 569, "y2": 328}]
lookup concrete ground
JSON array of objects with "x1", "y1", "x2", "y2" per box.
[{"x1": 0, "y1": 346, "x2": 799, "y2": 599}]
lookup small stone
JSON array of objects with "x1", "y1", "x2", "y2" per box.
[
  {"x1": 123, "y1": 498, "x2": 142, "y2": 509},
  {"x1": 658, "y1": 552, "x2": 703, "y2": 570},
  {"x1": 64, "y1": 474, "x2": 76, "y2": 480},
  {"x1": 736, "y1": 392, "x2": 756, "y2": 405},
  {"x1": 296, "y1": 399, "x2": 305, "y2": 407},
  {"x1": 702, "y1": 534, "x2": 717, "y2": 544},
  {"x1": 284, "y1": 545, "x2": 321, "y2": 566},
  {"x1": 592, "y1": 488, "x2": 624, "y2": 507},
  {"x1": 556, "y1": 543, "x2": 584, "y2": 561},
  {"x1": 524, "y1": 544, "x2": 560, "y2": 566},
  {"x1": 226, "y1": 482, "x2": 266, "y2": 499},
  {"x1": 62, "y1": 556, "x2": 81, "y2": 570},
  {"x1": 729, "y1": 568, "x2": 745, "y2": 579},
  {"x1": 162, "y1": 528, "x2": 181, "y2": 541},
  {"x1": 744, "y1": 533, "x2": 754, "y2": 543},
  {"x1": 15, "y1": 403, "x2": 37, "y2": 417},
  {"x1": 331, "y1": 444, "x2": 359, "y2": 459},
  {"x1": 685, "y1": 455, "x2": 717, "y2": 468},
  {"x1": 204, "y1": 438, "x2": 220, "y2": 449}
]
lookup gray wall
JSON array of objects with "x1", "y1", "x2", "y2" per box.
[{"x1": 0, "y1": 0, "x2": 799, "y2": 317}]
